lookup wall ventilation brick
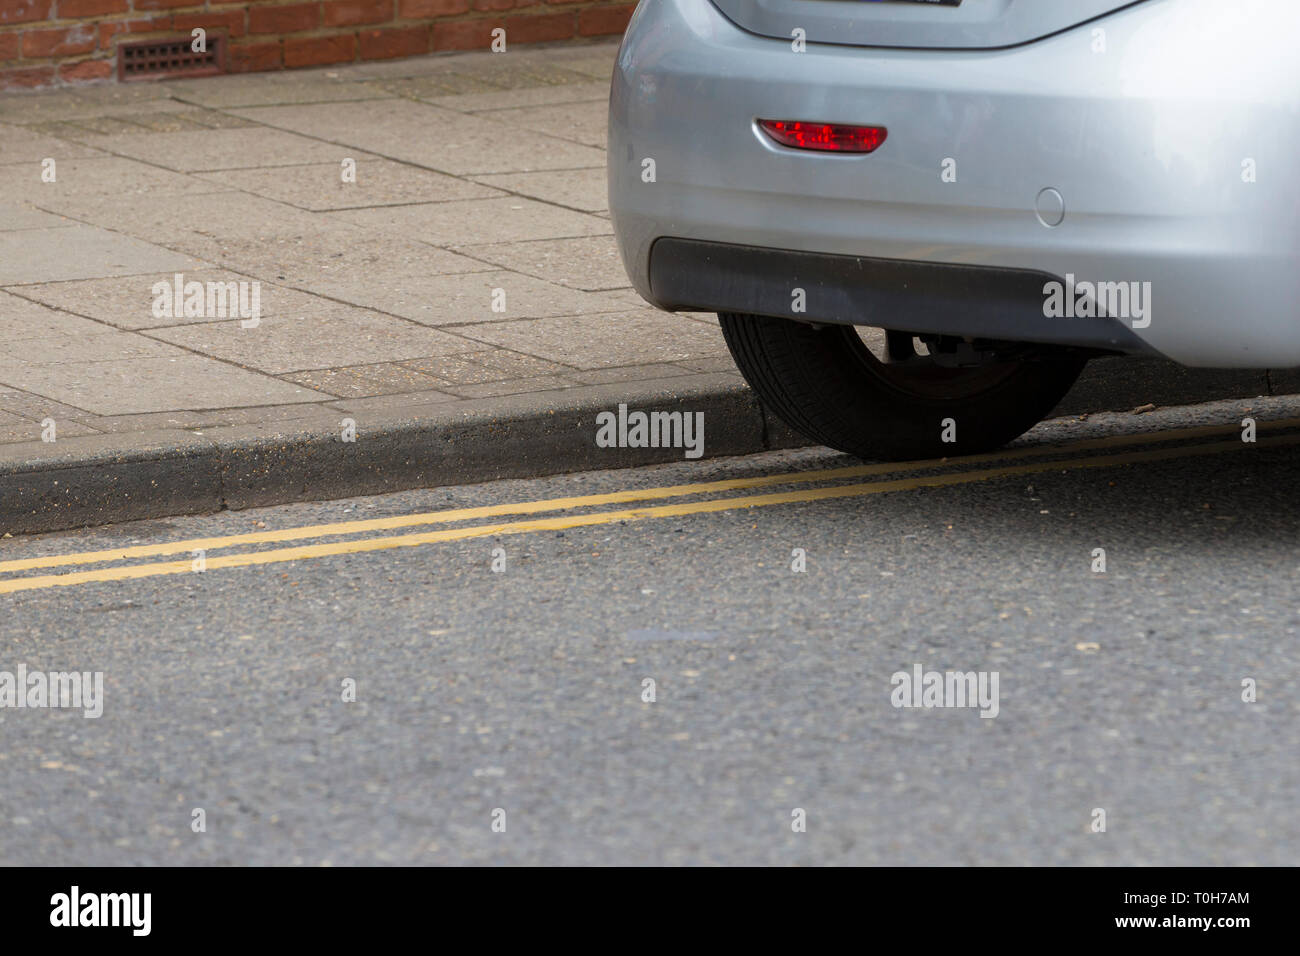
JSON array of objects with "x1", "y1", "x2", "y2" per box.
[{"x1": 118, "y1": 35, "x2": 226, "y2": 82}]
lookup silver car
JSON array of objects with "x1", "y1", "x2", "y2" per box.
[{"x1": 608, "y1": 0, "x2": 1300, "y2": 459}]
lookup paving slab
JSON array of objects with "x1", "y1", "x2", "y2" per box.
[
  {"x1": 400, "y1": 349, "x2": 574, "y2": 384},
  {"x1": 147, "y1": 308, "x2": 485, "y2": 374},
  {"x1": 452, "y1": 235, "x2": 628, "y2": 290},
  {"x1": 64, "y1": 85, "x2": 176, "y2": 106},
  {"x1": 25, "y1": 108, "x2": 257, "y2": 138},
  {"x1": 375, "y1": 74, "x2": 527, "y2": 99},
  {"x1": 161, "y1": 74, "x2": 391, "y2": 109},
  {"x1": 0, "y1": 122, "x2": 105, "y2": 164},
  {"x1": 65, "y1": 115, "x2": 172, "y2": 136},
  {"x1": 482, "y1": 100, "x2": 608, "y2": 148},
  {"x1": 564, "y1": 363, "x2": 698, "y2": 385},
  {"x1": 9, "y1": 271, "x2": 344, "y2": 330},
  {"x1": 0, "y1": 354, "x2": 331, "y2": 416},
  {"x1": 341, "y1": 55, "x2": 497, "y2": 81},
  {"x1": 0, "y1": 329, "x2": 183, "y2": 367},
  {"x1": 469, "y1": 167, "x2": 607, "y2": 212},
  {"x1": 260, "y1": 238, "x2": 490, "y2": 289},
  {"x1": 0, "y1": 93, "x2": 89, "y2": 123},
  {"x1": 0, "y1": 155, "x2": 219, "y2": 199},
  {"x1": 278, "y1": 363, "x2": 454, "y2": 399},
  {"x1": 76, "y1": 110, "x2": 256, "y2": 134},
  {"x1": 87, "y1": 401, "x2": 347, "y2": 433},
  {"x1": 232, "y1": 99, "x2": 607, "y2": 175},
  {"x1": 0, "y1": 95, "x2": 189, "y2": 125},
  {"x1": 330, "y1": 195, "x2": 610, "y2": 245},
  {"x1": 321, "y1": 388, "x2": 463, "y2": 413},
  {"x1": 0, "y1": 202, "x2": 74, "y2": 231},
  {"x1": 0, "y1": 161, "x2": 213, "y2": 206},
  {"x1": 308, "y1": 270, "x2": 624, "y2": 326},
  {"x1": 28, "y1": 192, "x2": 483, "y2": 281},
  {"x1": 426, "y1": 81, "x2": 610, "y2": 113},
  {"x1": 0, "y1": 384, "x2": 106, "y2": 425},
  {"x1": 193, "y1": 159, "x2": 503, "y2": 211},
  {"x1": 376, "y1": 63, "x2": 593, "y2": 98},
  {"x1": 0, "y1": 418, "x2": 101, "y2": 443},
  {"x1": 0, "y1": 225, "x2": 200, "y2": 285},
  {"x1": 449, "y1": 374, "x2": 579, "y2": 398},
  {"x1": 450, "y1": 309, "x2": 733, "y2": 369},
  {"x1": 88, "y1": 127, "x2": 365, "y2": 172},
  {"x1": 141, "y1": 109, "x2": 258, "y2": 131},
  {"x1": 548, "y1": 55, "x2": 619, "y2": 81}
]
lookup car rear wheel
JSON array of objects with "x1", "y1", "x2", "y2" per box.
[{"x1": 718, "y1": 312, "x2": 1086, "y2": 460}]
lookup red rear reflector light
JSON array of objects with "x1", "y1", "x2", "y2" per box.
[{"x1": 758, "y1": 119, "x2": 887, "y2": 153}]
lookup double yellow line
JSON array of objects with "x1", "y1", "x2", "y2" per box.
[{"x1": 1, "y1": 417, "x2": 1294, "y2": 596}]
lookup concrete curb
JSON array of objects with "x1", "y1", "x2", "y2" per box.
[{"x1": 0, "y1": 358, "x2": 1289, "y2": 536}]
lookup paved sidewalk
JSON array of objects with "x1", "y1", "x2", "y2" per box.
[
  {"x1": 0, "y1": 40, "x2": 738, "y2": 444},
  {"x1": 0, "y1": 41, "x2": 1291, "y2": 533}
]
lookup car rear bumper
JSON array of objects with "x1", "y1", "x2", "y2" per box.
[
  {"x1": 609, "y1": 0, "x2": 1300, "y2": 367},
  {"x1": 650, "y1": 238, "x2": 1151, "y2": 353}
]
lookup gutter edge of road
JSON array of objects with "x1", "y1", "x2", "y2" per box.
[{"x1": 0, "y1": 358, "x2": 1290, "y2": 537}]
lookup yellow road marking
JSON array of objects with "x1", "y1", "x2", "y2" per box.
[
  {"x1": 2, "y1": 415, "x2": 1292, "y2": 575},
  {"x1": 2, "y1": 431, "x2": 1293, "y2": 596}
]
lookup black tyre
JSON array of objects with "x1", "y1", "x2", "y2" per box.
[{"x1": 719, "y1": 312, "x2": 1086, "y2": 460}]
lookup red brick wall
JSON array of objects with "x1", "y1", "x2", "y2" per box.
[{"x1": 0, "y1": 0, "x2": 636, "y2": 90}]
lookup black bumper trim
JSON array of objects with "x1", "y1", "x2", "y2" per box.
[{"x1": 648, "y1": 237, "x2": 1152, "y2": 354}]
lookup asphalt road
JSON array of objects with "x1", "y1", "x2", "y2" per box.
[{"x1": 2, "y1": 394, "x2": 1299, "y2": 865}]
